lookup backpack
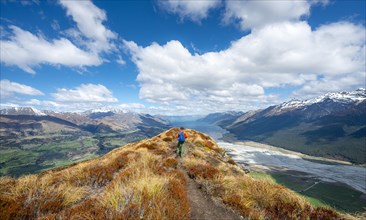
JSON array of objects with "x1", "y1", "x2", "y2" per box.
[{"x1": 178, "y1": 131, "x2": 185, "y2": 142}]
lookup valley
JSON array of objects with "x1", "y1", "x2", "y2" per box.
[
  {"x1": 1, "y1": 1, "x2": 365, "y2": 218},
  {"x1": 0, "y1": 89, "x2": 365, "y2": 214},
  {"x1": 221, "y1": 141, "x2": 366, "y2": 213},
  {"x1": 0, "y1": 131, "x2": 157, "y2": 177},
  {"x1": 0, "y1": 108, "x2": 169, "y2": 177},
  {"x1": 202, "y1": 88, "x2": 366, "y2": 164},
  {"x1": 172, "y1": 120, "x2": 366, "y2": 214}
]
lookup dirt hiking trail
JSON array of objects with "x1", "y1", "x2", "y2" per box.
[
  {"x1": 186, "y1": 176, "x2": 242, "y2": 220},
  {"x1": 173, "y1": 141, "x2": 243, "y2": 220}
]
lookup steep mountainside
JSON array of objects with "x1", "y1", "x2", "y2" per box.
[
  {"x1": 0, "y1": 129, "x2": 350, "y2": 220},
  {"x1": 198, "y1": 111, "x2": 243, "y2": 126},
  {"x1": 0, "y1": 107, "x2": 169, "y2": 176},
  {"x1": 222, "y1": 88, "x2": 366, "y2": 164}
]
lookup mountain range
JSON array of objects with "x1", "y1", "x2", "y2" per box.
[
  {"x1": 0, "y1": 107, "x2": 168, "y2": 134},
  {"x1": 0, "y1": 107, "x2": 169, "y2": 176},
  {"x1": 200, "y1": 88, "x2": 366, "y2": 164},
  {"x1": 1, "y1": 88, "x2": 365, "y2": 176}
]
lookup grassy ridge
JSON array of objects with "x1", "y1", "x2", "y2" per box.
[
  {"x1": 0, "y1": 128, "x2": 358, "y2": 219},
  {"x1": 0, "y1": 130, "x2": 189, "y2": 219},
  {"x1": 180, "y1": 131, "x2": 355, "y2": 219}
]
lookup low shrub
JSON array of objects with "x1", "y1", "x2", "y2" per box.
[
  {"x1": 163, "y1": 137, "x2": 173, "y2": 142},
  {"x1": 151, "y1": 149, "x2": 167, "y2": 156},
  {"x1": 164, "y1": 178, "x2": 190, "y2": 220},
  {"x1": 227, "y1": 158, "x2": 237, "y2": 165},
  {"x1": 61, "y1": 198, "x2": 107, "y2": 220},
  {"x1": 163, "y1": 157, "x2": 178, "y2": 168},
  {"x1": 187, "y1": 164, "x2": 219, "y2": 180},
  {"x1": 165, "y1": 169, "x2": 187, "y2": 186},
  {"x1": 137, "y1": 142, "x2": 158, "y2": 150},
  {"x1": 310, "y1": 207, "x2": 343, "y2": 220}
]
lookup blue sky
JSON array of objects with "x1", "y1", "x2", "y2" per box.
[{"x1": 0, "y1": 0, "x2": 365, "y2": 115}]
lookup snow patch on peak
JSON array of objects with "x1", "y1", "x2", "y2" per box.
[
  {"x1": 317, "y1": 88, "x2": 365, "y2": 104},
  {"x1": 29, "y1": 107, "x2": 46, "y2": 116},
  {"x1": 0, "y1": 106, "x2": 46, "y2": 116},
  {"x1": 275, "y1": 88, "x2": 365, "y2": 114},
  {"x1": 86, "y1": 107, "x2": 130, "y2": 114},
  {"x1": 279, "y1": 99, "x2": 302, "y2": 109}
]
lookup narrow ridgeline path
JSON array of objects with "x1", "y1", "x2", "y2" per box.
[
  {"x1": 173, "y1": 141, "x2": 243, "y2": 220},
  {"x1": 186, "y1": 174, "x2": 243, "y2": 220}
]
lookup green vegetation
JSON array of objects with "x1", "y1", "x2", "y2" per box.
[
  {"x1": 0, "y1": 129, "x2": 191, "y2": 220},
  {"x1": 249, "y1": 170, "x2": 366, "y2": 213},
  {"x1": 304, "y1": 182, "x2": 365, "y2": 213},
  {"x1": 302, "y1": 196, "x2": 330, "y2": 208},
  {"x1": 248, "y1": 171, "x2": 276, "y2": 183},
  {"x1": 0, "y1": 131, "x2": 152, "y2": 177}
]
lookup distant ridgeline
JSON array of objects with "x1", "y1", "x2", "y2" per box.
[
  {"x1": 0, "y1": 107, "x2": 169, "y2": 176},
  {"x1": 0, "y1": 129, "x2": 350, "y2": 219},
  {"x1": 200, "y1": 88, "x2": 366, "y2": 164}
]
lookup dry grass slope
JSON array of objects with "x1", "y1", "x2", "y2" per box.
[
  {"x1": 0, "y1": 128, "x2": 358, "y2": 220},
  {"x1": 179, "y1": 129, "x2": 356, "y2": 220},
  {"x1": 0, "y1": 129, "x2": 189, "y2": 220}
]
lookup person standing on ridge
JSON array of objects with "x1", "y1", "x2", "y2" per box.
[{"x1": 176, "y1": 127, "x2": 188, "y2": 158}]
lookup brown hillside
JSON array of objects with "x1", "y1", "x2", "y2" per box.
[{"x1": 0, "y1": 128, "x2": 354, "y2": 219}]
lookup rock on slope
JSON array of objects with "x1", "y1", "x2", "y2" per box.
[{"x1": 0, "y1": 128, "x2": 350, "y2": 219}]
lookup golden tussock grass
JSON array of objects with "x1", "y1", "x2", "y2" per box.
[
  {"x1": 191, "y1": 149, "x2": 206, "y2": 159},
  {"x1": 163, "y1": 157, "x2": 178, "y2": 168},
  {"x1": 0, "y1": 175, "x2": 90, "y2": 220},
  {"x1": 181, "y1": 130, "x2": 348, "y2": 220},
  {"x1": 0, "y1": 128, "x2": 189, "y2": 220},
  {"x1": 99, "y1": 148, "x2": 189, "y2": 219},
  {"x1": 187, "y1": 163, "x2": 219, "y2": 180},
  {"x1": 0, "y1": 128, "x2": 351, "y2": 219}
]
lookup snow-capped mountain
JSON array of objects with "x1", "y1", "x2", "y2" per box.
[
  {"x1": 0, "y1": 106, "x2": 46, "y2": 116},
  {"x1": 222, "y1": 88, "x2": 366, "y2": 164},
  {"x1": 277, "y1": 88, "x2": 365, "y2": 112},
  {"x1": 84, "y1": 107, "x2": 130, "y2": 115},
  {"x1": 225, "y1": 88, "x2": 366, "y2": 126}
]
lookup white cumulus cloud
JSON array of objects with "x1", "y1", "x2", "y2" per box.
[
  {"x1": 1, "y1": 0, "x2": 117, "y2": 74},
  {"x1": 223, "y1": 0, "x2": 311, "y2": 30},
  {"x1": 59, "y1": 0, "x2": 116, "y2": 53},
  {"x1": 52, "y1": 83, "x2": 118, "y2": 103},
  {"x1": 0, "y1": 79, "x2": 44, "y2": 97},
  {"x1": 158, "y1": 0, "x2": 221, "y2": 22},
  {"x1": 124, "y1": 21, "x2": 365, "y2": 112},
  {"x1": 0, "y1": 26, "x2": 102, "y2": 74},
  {"x1": 157, "y1": 0, "x2": 329, "y2": 29}
]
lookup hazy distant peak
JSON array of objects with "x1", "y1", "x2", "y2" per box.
[
  {"x1": 84, "y1": 107, "x2": 130, "y2": 114},
  {"x1": 0, "y1": 106, "x2": 46, "y2": 116}
]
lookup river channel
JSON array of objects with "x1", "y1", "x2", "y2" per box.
[{"x1": 172, "y1": 121, "x2": 366, "y2": 194}]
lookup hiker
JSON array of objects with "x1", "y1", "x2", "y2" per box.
[{"x1": 176, "y1": 127, "x2": 188, "y2": 157}]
